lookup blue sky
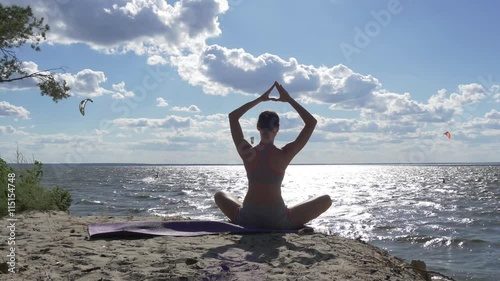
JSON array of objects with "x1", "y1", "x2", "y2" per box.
[{"x1": 0, "y1": 0, "x2": 499, "y2": 164}]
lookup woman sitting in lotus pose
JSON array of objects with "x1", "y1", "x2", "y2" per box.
[{"x1": 214, "y1": 81, "x2": 332, "y2": 229}]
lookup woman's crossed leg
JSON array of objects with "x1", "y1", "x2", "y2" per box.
[
  {"x1": 288, "y1": 194, "x2": 332, "y2": 229},
  {"x1": 214, "y1": 191, "x2": 242, "y2": 222}
]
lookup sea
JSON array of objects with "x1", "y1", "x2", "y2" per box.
[{"x1": 36, "y1": 163, "x2": 499, "y2": 281}]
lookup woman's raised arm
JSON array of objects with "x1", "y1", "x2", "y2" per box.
[
  {"x1": 228, "y1": 83, "x2": 276, "y2": 160},
  {"x1": 275, "y1": 83, "x2": 317, "y2": 162}
]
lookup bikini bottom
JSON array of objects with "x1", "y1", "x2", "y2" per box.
[{"x1": 234, "y1": 202, "x2": 293, "y2": 230}]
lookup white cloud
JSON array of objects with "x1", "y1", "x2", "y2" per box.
[
  {"x1": 0, "y1": 101, "x2": 30, "y2": 119},
  {"x1": 492, "y1": 85, "x2": 500, "y2": 102},
  {"x1": 111, "y1": 115, "x2": 192, "y2": 129},
  {"x1": 4, "y1": 0, "x2": 229, "y2": 56},
  {"x1": 0, "y1": 126, "x2": 16, "y2": 135},
  {"x1": 147, "y1": 55, "x2": 168, "y2": 65},
  {"x1": 156, "y1": 97, "x2": 169, "y2": 107},
  {"x1": 93, "y1": 129, "x2": 111, "y2": 136},
  {"x1": 56, "y1": 69, "x2": 134, "y2": 99},
  {"x1": 426, "y1": 84, "x2": 486, "y2": 114},
  {"x1": 60, "y1": 69, "x2": 110, "y2": 98},
  {"x1": 462, "y1": 109, "x2": 500, "y2": 131},
  {"x1": 191, "y1": 113, "x2": 227, "y2": 129},
  {"x1": 485, "y1": 109, "x2": 500, "y2": 120},
  {"x1": 195, "y1": 113, "x2": 226, "y2": 121},
  {"x1": 0, "y1": 125, "x2": 29, "y2": 136},
  {"x1": 171, "y1": 45, "x2": 322, "y2": 96},
  {"x1": 25, "y1": 133, "x2": 97, "y2": 145},
  {"x1": 152, "y1": 130, "x2": 221, "y2": 144},
  {"x1": 171, "y1": 105, "x2": 201, "y2": 113},
  {"x1": 457, "y1": 83, "x2": 487, "y2": 104},
  {"x1": 0, "y1": 60, "x2": 133, "y2": 100},
  {"x1": 111, "y1": 82, "x2": 135, "y2": 99}
]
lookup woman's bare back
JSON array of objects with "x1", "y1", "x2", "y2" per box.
[{"x1": 242, "y1": 144, "x2": 288, "y2": 205}]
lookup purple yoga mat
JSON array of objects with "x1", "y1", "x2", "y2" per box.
[{"x1": 88, "y1": 220, "x2": 313, "y2": 238}]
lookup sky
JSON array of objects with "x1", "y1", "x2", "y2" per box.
[{"x1": 0, "y1": 0, "x2": 499, "y2": 164}]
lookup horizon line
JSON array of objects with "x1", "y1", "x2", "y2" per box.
[{"x1": 9, "y1": 161, "x2": 500, "y2": 166}]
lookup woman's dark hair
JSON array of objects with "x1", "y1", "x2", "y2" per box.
[{"x1": 257, "y1": 111, "x2": 279, "y2": 130}]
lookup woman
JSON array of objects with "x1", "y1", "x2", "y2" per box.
[{"x1": 214, "y1": 81, "x2": 332, "y2": 229}]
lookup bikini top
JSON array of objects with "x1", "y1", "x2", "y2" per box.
[{"x1": 247, "y1": 144, "x2": 285, "y2": 185}]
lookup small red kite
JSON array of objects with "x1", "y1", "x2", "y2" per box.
[{"x1": 444, "y1": 131, "x2": 451, "y2": 139}]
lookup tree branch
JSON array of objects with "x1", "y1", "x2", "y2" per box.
[{"x1": 0, "y1": 67, "x2": 67, "y2": 83}]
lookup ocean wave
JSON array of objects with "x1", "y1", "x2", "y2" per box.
[
  {"x1": 126, "y1": 208, "x2": 147, "y2": 214},
  {"x1": 129, "y1": 193, "x2": 156, "y2": 199},
  {"x1": 394, "y1": 235, "x2": 489, "y2": 248},
  {"x1": 140, "y1": 176, "x2": 158, "y2": 184},
  {"x1": 76, "y1": 199, "x2": 105, "y2": 205}
]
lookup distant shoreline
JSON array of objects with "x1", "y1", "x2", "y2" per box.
[{"x1": 9, "y1": 162, "x2": 500, "y2": 166}]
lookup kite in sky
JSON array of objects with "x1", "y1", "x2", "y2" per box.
[
  {"x1": 444, "y1": 131, "x2": 451, "y2": 139},
  {"x1": 79, "y1": 98, "x2": 93, "y2": 116}
]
